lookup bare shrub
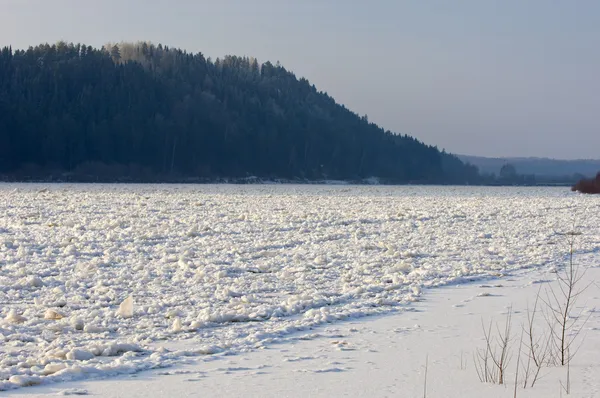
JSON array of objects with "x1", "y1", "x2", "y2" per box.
[
  {"x1": 474, "y1": 307, "x2": 513, "y2": 384},
  {"x1": 542, "y1": 236, "x2": 592, "y2": 367},
  {"x1": 521, "y1": 286, "x2": 553, "y2": 388}
]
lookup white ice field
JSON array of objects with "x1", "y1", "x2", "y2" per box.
[{"x1": 0, "y1": 184, "x2": 598, "y2": 392}]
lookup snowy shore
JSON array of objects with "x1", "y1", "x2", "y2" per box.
[{"x1": 6, "y1": 262, "x2": 599, "y2": 398}]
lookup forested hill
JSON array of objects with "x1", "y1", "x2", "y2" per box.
[{"x1": 0, "y1": 42, "x2": 479, "y2": 183}]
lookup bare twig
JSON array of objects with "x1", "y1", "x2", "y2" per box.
[
  {"x1": 423, "y1": 354, "x2": 428, "y2": 398},
  {"x1": 515, "y1": 329, "x2": 523, "y2": 398}
]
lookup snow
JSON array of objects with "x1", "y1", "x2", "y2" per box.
[{"x1": 0, "y1": 184, "x2": 599, "y2": 397}]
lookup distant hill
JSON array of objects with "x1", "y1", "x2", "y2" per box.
[
  {"x1": 458, "y1": 155, "x2": 600, "y2": 178},
  {"x1": 0, "y1": 41, "x2": 479, "y2": 183}
]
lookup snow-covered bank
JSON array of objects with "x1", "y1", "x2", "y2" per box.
[
  {"x1": 6, "y1": 260, "x2": 600, "y2": 397},
  {"x1": 1, "y1": 184, "x2": 599, "y2": 393}
]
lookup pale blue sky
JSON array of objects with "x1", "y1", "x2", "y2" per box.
[{"x1": 2, "y1": 0, "x2": 599, "y2": 159}]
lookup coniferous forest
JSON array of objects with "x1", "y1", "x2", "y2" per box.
[{"x1": 0, "y1": 41, "x2": 481, "y2": 183}]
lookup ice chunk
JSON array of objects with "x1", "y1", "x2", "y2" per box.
[
  {"x1": 117, "y1": 295, "x2": 134, "y2": 318},
  {"x1": 314, "y1": 256, "x2": 327, "y2": 265},
  {"x1": 66, "y1": 349, "x2": 95, "y2": 361},
  {"x1": 42, "y1": 363, "x2": 67, "y2": 375},
  {"x1": 70, "y1": 317, "x2": 84, "y2": 330},
  {"x1": 28, "y1": 276, "x2": 44, "y2": 288},
  {"x1": 189, "y1": 320, "x2": 204, "y2": 330},
  {"x1": 165, "y1": 309, "x2": 184, "y2": 319},
  {"x1": 172, "y1": 317, "x2": 183, "y2": 332},
  {"x1": 53, "y1": 286, "x2": 65, "y2": 295},
  {"x1": 45, "y1": 349, "x2": 68, "y2": 360},
  {"x1": 8, "y1": 375, "x2": 42, "y2": 387},
  {"x1": 44, "y1": 309, "x2": 65, "y2": 320},
  {"x1": 186, "y1": 226, "x2": 199, "y2": 237},
  {"x1": 92, "y1": 343, "x2": 142, "y2": 357},
  {"x1": 395, "y1": 262, "x2": 413, "y2": 274},
  {"x1": 5, "y1": 309, "x2": 26, "y2": 324},
  {"x1": 83, "y1": 325, "x2": 106, "y2": 334}
]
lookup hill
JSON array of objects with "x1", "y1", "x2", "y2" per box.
[
  {"x1": 458, "y1": 155, "x2": 600, "y2": 179},
  {"x1": 0, "y1": 41, "x2": 479, "y2": 183}
]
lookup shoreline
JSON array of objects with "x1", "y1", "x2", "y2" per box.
[
  {"x1": 6, "y1": 262, "x2": 599, "y2": 397},
  {"x1": 0, "y1": 178, "x2": 575, "y2": 187}
]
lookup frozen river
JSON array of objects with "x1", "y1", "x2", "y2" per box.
[{"x1": 0, "y1": 184, "x2": 599, "y2": 391}]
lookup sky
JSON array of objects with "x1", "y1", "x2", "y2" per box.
[{"x1": 1, "y1": 0, "x2": 599, "y2": 159}]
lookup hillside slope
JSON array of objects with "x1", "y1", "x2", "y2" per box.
[{"x1": 0, "y1": 42, "x2": 478, "y2": 183}]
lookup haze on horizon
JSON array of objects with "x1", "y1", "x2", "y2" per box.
[{"x1": 1, "y1": 0, "x2": 599, "y2": 160}]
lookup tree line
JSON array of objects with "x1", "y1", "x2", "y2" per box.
[{"x1": 0, "y1": 41, "x2": 481, "y2": 183}]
